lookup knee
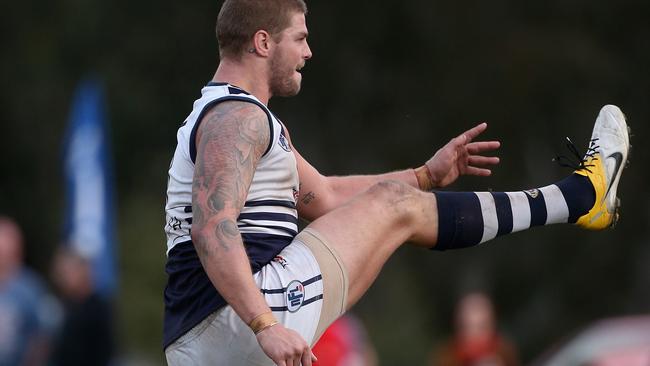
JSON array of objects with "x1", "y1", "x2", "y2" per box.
[
  {"x1": 368, "y1": 180, "x2": 416, "y2": 200},
  {"x1": 366, "y1": 180, "x2": 421, "y2": 219}
]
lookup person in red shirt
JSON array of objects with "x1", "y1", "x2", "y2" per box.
[
  {"x1": 313, "y1": 314, "x2": 377, "y2": 366},
  {"x1": 431, "y1": 292, "x2": 519, "y2": 366}
]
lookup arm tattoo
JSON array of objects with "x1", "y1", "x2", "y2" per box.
[
  {"x1": 191, "y1": 101, "x2": 270, "y2": 257},
  {"x1": 214, "y1": 219, "x2": 239, "y2": 251},
  {"x1": 301, "y1": 191, "x2": 316, "y2": 205}
]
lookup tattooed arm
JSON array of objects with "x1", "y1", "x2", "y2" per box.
[
  {"x1": 289, "y1": 123, "x2": 500, "y2": 222},
  {"x1": 191, "y1": 101, "x2": 315, "y2": 366},
  {"x1": 293, "y1": 148, "x2": 419, "y2": 221}
]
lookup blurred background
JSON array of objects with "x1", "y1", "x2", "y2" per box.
[{"x1": 1, "y1": 0, "x2": 649, "y2": 364}]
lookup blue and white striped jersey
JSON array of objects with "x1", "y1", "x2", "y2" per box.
[{"x1": 163, "y1": 82, "x2": 300, "y2": 348}]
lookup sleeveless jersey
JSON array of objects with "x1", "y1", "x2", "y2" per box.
[{"x1": 163, "y1": 82, "x2": 300, "y2": 348}]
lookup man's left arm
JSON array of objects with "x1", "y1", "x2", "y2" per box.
[{"x1": 294, "y1": 123, "x2": 500, "y2": 221}]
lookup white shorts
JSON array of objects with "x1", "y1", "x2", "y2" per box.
[{"x1": 165, "y1": 228, "x2": 348, "y2": 366}]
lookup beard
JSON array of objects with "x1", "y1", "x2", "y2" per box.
[{"x1": 269, "y1": 52, "x2": 302, "y2": 97}]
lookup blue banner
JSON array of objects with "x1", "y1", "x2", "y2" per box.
[{"x1": 62, "y1": 77, "x2": 117, "y2": 297}]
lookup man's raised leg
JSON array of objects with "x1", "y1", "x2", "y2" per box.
[
  {"x1": 307, "y1": 180, "x2": 440, "y2": 309},
  {"x1": 305, "y1": 104, "x2": 629, "y2": 314}
]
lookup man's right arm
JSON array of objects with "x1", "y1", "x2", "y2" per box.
[{"x1": 191, "y1": 101, "x2": 315, "y2": 366}]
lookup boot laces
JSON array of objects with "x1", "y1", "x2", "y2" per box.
[{"x1": 553, "y1": 137, "x2": 600, "y2": 173}]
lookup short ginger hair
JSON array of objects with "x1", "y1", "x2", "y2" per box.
[{"x1": 216, "y1": 0, "x2": 308, "y2": 59}]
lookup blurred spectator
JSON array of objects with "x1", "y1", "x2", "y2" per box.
[
  {"x1": 431, "y1": 291, "x2": 519, "y2": 366},
  {"x1": 0, "y1": 216, "x2": 59, "y2": 366},
  {"x1": 313, "y1": 314, "x2": 378, "y2": 366},
  {"x1": 531, "y1": 315, "x2": 650, "y2": 366},
  {"x1": 50, "y1": 246, "x2": 114, "y2": 366}
]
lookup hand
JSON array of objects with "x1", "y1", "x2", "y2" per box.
[
  {"x1": 421, "y1": 122, "x2": 500, "y2": 188},
  {"x1": 256, "y1": 323, "x2": 317, "y2": 366}
]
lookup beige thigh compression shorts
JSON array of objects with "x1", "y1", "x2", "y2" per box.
[{"x1": 165, "y1": 228, "x2": 348, "y2": 366}]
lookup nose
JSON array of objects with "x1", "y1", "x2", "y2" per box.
[{"x1": 304, "y1": 42, "x2": 312, "y2": 60}]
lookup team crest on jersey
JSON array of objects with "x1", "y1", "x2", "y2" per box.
[
  {"x1": 524, "y1": 189, "x2": 540, "y2": 199},
  {"x1": 286, "y1": 280, "x2": 305, "y2": 313},
  {"x1": 278, "y1": 132, "x2": 291, "y2": 152}
]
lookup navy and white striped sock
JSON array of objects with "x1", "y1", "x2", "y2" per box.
[{"x1": 433, "y1": 174, "x2": 595, "y2": 250}]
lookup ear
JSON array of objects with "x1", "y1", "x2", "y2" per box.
[{"x1": 250, "y1": 30, "x2": 273, "y2": 57}]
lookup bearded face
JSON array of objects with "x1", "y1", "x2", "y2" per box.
[
  {"x1": 267, "y1": 12, "x2": 311, "y2": 98},
  {"x1": 269, "y1": 46, "x2": 303, "y2": 97}
]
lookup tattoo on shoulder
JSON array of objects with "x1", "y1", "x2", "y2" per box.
[{"x1": 191, "y1": 102, "x2": 270, "y2": 250}]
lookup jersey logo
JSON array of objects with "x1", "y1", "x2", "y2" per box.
[
  {"x1": 604, "y1": 152, "x2": 623, "y2": 202},
  {"x1": 286, "y1": 280, "x2": 305, "y2": 313},
  {"x1": 278, "y1": 133, "x2": 291, "y2": 152},
  {"x1": 273, "y1": 255, "x2": 289, "y2": 269},
  {"x1": 589, "y1": 210, "x2": 604, "y2": 224},
  {"x1": 168, "y1": 217, "x2": 182, "y2": 231}
]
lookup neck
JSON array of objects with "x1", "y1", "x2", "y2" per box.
[{"x1": 213, "y1": 57, "x2": 272, "y2": 105}]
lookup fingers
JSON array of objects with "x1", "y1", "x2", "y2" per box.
[
  {"x1": 278, "y1": 343, "x2": 310, "y2": 366},
  {"x1": 300, "y1": 348, "x2": 315, "y2": 366},
  {"x1": 467, "y1": 141, "x2": 500, "y2": 154},
  {"x1": 468, "y1": 155, "x2": 499, "y2": 166},
  {"x1": 465, "y1": 166, "x2": 492, "y2": 176},
  {"x1": 452, "y1": 124, "x2": 499, "y2": 155},
  {"x1": 465, "y1": 155, "x2": 499, "y2": 176},
  {"x1": 259, "y1": 325, "x2": 312, "y2": 366},
  {"x1": 460, "y1": 122, "x2": 488, "y2": 142},
  {"x1": 283, "y1": 345, "x2": 311, "y2": 366}
]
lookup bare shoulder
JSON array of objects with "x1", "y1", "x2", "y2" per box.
[
  {"x1": 196, "y1": 101, "x2": 270, "y2": 152},
  {"x1": 192, "y1": 101, "x2": 271, "y2": 230}
]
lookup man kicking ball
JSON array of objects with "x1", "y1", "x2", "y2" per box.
[{"x1": 162, "y1": 1, "x2": 630, "y2": 365}]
